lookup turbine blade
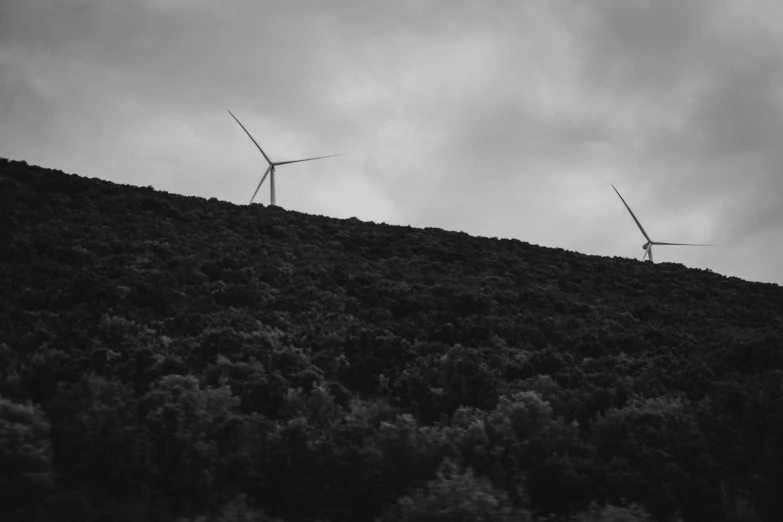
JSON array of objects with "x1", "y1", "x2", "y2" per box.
[
  {"x1": 228, "y1": 110, "x2": 273, "y2": 165},
  {"x1": 275, "y1": 153, "x2": 344, "y2": 166},
  {"x1": 652, "y1": 242, "x2": 714, "y2": 246},
  {"x1": 249, "y1": 166, "x2": 272, "y2": 204},
  {"x1": 612, "y1": 185, "x2": 651, "y2": 242}
]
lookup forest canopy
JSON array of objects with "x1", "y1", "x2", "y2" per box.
[{"x1": 0, "y1": 157, "x2": 781, "y2": 522}]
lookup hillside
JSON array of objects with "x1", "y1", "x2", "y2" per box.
[{"x1": 1, "y1": 156, "x2": 782, "y2": 522}]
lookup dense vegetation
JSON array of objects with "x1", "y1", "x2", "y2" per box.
[{"x1": 1, "y1": 156, "x2": 782, "y2": 522}]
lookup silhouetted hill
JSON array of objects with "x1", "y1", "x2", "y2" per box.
[{"x1": 1, "y1": 156, "x2": 781, "y2": 522}]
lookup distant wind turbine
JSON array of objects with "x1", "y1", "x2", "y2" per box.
[
  {"x1": 611, "y1": 185, "x2": 712, "y2": 263},
  {"x1": 228, "y1": 110, "x2": 342, "y2": 206}
]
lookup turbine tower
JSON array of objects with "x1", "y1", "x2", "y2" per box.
[
  {"x1": 611, "y1": 185, "x2": 712, "y2": 263},
  {"x1": 228, "y1": 110, "x2": 342, "y2": 206}
]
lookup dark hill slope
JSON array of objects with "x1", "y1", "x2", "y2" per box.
[{"x1": 1, "y1": 156, "x2": 782, "y2": 522}]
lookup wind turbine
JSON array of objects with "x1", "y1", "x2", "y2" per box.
[
  {"x1": 611, "y1": 185, "x2": 712, "y2": 263},
  {"x1": 228, "y1": 110, "x2": 342, "y2": 206}
]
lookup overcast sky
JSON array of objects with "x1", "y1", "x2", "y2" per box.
[{"x1": 2, "y1": 0, "x2": 782, "y2": 285}]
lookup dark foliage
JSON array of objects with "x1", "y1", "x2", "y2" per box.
[{"x1": 1, "y1": 157, "x2": 782, "y2": 521}]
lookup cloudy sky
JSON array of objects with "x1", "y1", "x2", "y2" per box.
[{"x1": 2, "y1": 0, "x2": 782, "y2": 285}]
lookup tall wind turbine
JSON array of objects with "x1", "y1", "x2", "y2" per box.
[
  {"x1": 228, "y1": 110, "x2": 342, "y2": 206},
  {"x1": 611, "y1": 185, "x2": 712, "y2": 263}
]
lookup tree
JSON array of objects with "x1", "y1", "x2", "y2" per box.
[
  {"x1": 0, "y1": 396, "x2": 56, "y2": 514},
  {"x1": 377, "y1": 458, "x2": 531, "y2": 522},
  {"x1": 141, "y1": 375, "x2": 241, "y2": 515}
]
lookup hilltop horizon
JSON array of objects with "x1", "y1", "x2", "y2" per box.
[{"x1": 3, "y1": 155, "x2": 775, "y2": 288}]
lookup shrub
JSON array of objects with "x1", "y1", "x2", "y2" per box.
[{"x1": 376, "y1": 458, "x2": 531, "y2": 522}]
